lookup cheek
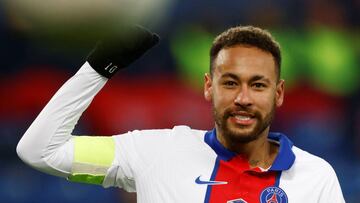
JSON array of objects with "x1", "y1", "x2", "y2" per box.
[
  {"x1": 212, "y1": 91, "x2": 234, "y2": 112},
  {"x1": 254, "y1": 91, "x2": 276, "y2": 112},
  {"x1": 213, "y1": 89, "x2": 236, "y2": 107}
]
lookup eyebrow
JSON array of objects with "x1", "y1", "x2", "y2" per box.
[
  {"x1": 220, "y1": 73, "x2": 271, "y2": 84},
  {"x1": 220, "y1": 73, "x2": 240, "y2": 81},
  {"x1": 249, "y1": 75, "x2": 271, "y2": 84}
]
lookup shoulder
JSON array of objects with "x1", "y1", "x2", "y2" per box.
[
  {"x1": 287, "y1": 146, "x2": 338, "y2": 178},
  {"x1": 111, "y1": 126, "x2": 209, "y2": 174},
  {"x1": 281, "y1": 146, "x2": 339, "y2": 188},
  {"x1": 171, "y1": 125, "x2": 208, "y2": 138},
  {"x1": 280, "y1": 146, "x2": 344, "y2": 202},
  {"x1": 113, "y1": 125, "x2": 207, "y2": 147},
  {"x1": 292, "y1": 146, "x2": 333, "y2": 169},
  {"x1": 116, "y1": 125, "x2": 206, "y2": 138}
]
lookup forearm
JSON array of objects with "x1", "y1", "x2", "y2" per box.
[{"x1": 16, "y1": 62, "x2": 107, "y2": 177}]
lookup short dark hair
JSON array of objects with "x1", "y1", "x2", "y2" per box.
[{"x1": 210, "y1": 25, "x2": 281, "y2": 80}]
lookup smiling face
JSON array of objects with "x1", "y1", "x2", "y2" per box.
[{"x1": 204, "y1": 45, "x2": 284, "y2": 146}]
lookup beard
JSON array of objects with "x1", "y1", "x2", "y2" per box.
[{"x1": 213, "y1": 102, "x2": 275, "y2": 144}]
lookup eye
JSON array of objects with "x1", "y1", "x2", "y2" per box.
[
  {"x1": 223, "y1": 81, "x2": 237, "y2": 87},
  {"x1": 252, "y1": 83, "x2": 266, "y2": 89}
]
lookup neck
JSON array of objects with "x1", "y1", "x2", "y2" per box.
[{"x1": 216, "y1": 127, "x2": 279, "y2": 169}]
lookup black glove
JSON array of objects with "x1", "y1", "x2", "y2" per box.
[{"x1": 87, "y1": 25, "x2": 160, "y2": 78}]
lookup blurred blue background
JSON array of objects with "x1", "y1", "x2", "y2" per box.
[{"x1": 0, "y1": 0, "x2": 359, "y2": 202}]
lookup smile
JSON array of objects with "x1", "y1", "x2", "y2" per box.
[
  {"x1": 229, "y1": 112, "x2": 256, "y2": 125},
  {"x1": 234, "y1": 115, "x2": 252, "y2": 121}
]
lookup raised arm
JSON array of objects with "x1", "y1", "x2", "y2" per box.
[
  {"x1": 16, "y1": 25, "x2": 159, "y2": 180},
  {"x1": 16, "y1": 62, "x2": 108, "y2": 177}
]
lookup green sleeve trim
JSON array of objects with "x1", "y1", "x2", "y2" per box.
[
  {"x1": 68, "y1": 136, "x2": 115, "y2": 185},
  {"x1": 68, "y1": 174, "x2": 105, "y2": 185}
]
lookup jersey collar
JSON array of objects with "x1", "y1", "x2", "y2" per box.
[{"x1": 204, "y1": 129, "x2": 295, "y2": 171}]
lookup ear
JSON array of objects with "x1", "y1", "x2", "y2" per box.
[
  {"x1": 204, "y1": 73, "x2": 213, "y2": 102},
  {"x1": 275, "y1": 79, "x2": 285, "y2": 107}
]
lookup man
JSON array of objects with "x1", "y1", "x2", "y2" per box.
[{"x1": 17, "y1": 25, "x2": 344, "y2": 203}]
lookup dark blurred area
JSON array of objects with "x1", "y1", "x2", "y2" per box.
[{"x1": 0, "y1": 0, "x2": 359, "y2": 202}]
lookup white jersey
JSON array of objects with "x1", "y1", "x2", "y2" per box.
[{"x1": 17, "y1": 62, "x2": 345, "y2": 203}]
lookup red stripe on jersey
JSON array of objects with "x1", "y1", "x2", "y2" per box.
[
  {"x1": 203, "y1": 129, "x2": 295, "y2": 203},
  {"x1": 208, "y1": 156, "x2": 277, "y2": 203}
]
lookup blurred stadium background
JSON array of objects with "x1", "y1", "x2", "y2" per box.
[{"x1": 0, "y1": 0, "x2": 359, "y2": 202}]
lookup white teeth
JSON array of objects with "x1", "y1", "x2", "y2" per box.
[{"x1": 235, "y1": 115, "x2": 251, "y2": 120}]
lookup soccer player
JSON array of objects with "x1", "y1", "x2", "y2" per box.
[{"x1": 17, "y1": 25, "x2": 345, "y2": 203}]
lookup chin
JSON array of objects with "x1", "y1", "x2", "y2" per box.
[
  {"x1": 225, "y1": 125, "x2": 260, "y2": 143},
  {"x1": 228, "y1": 120, "x2": 255, "y2": 134}
]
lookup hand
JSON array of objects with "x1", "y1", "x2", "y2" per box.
[{"x1": 87, "y1": 25, "x2": 160, "y2": 78}]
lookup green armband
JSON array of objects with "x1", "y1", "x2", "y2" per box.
[{"x1": 68, "y1": 136, "x2": 115, "y2": 185}]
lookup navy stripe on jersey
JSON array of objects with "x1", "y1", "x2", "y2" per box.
[{"x1": 204, "y1": 157, "x2": 220, "y2": 203}]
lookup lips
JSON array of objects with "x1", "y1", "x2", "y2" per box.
[
  {"x1": 229, "y1": 111, "x2": 256, "y2": 125},
  {"x1": 234, "y1": 115, "x2": 252, "y2": 120}
]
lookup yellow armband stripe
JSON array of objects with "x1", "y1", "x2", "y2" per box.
[{"x1": 68, "y1": 136, "x2": 115, "y2": 185}]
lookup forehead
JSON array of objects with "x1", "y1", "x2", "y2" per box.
[{"x1": 213, "y1": 46, "x2": 277, "y2": 80}]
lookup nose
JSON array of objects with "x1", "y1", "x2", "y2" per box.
[{"x1": 234, "y1": 86, "x2": 252, "y2": 107}]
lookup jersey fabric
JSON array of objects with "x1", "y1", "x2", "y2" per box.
[{"x1": 17, "y1": 62, "x2": 345, "y2": 203}]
